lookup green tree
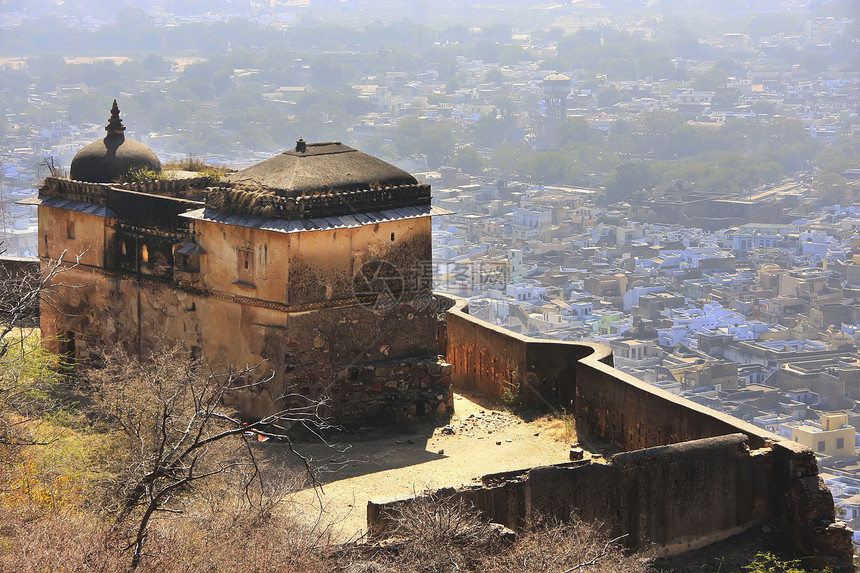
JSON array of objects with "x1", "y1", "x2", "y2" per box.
[
  {"x1": 604, "y1": 161, "x2": 658, "y2": 203},
  {"x1": 597, "y1": 86, "x2": 628, "y2": 108},
  {"x1": 395, "y1": 116, "x2": 424, "y2": 156},
  {"x1": 472, "y1": 109, "x2": 514, "y2": 148},
  {"x1": 452, "y1": 147, "x2": 485, "y2": 175},
  {"x1": 815, "y1": 139, "x2": 860, "y2": 173},
  {"x1": 692, "y1": 66, "x2": 729, "y2": 90},
  {"x1": 556, "y1": 117, "x2": 602, "y2": 147},
  {"x1": 420, "y1": 123, "x2": 457, "y2": 168}
]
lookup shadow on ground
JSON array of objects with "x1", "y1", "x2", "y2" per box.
[{"x1": 270, "y1": 418, "x2": 451, "y2": 485}]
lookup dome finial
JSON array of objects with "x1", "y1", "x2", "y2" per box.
[
  {"x1": 106, "y1": 99, "x2": 126, "y2": 136},
  {"x1": 296, "y1": 138, "x2": 307, "y2": 153}
]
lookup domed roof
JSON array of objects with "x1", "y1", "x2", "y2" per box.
[
  {"x1": 543, "y1": 73, "x2": 571, "y2": 82},
  {"x1": 223, "y1": 139, "x2": 418, "y2": 197},
  {"x1": 69, "y1": 100, "x2": 161, "y2": 183}
]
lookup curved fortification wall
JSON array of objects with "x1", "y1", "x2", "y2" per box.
[{"x1": 370, "y1": 297, "x2": 855, "y2": 572}]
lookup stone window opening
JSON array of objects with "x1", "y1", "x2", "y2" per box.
[
  {"x1": 141, "y1": 244, "x2": 149, "y2": 263},
  {"x1": 67, "y1": 220, "x2": 75, "y2": 240},
  {"x1": 837, "y1": 437, "x2": 844, "y2": 449},
  {"x1": 390, "y1": 232, "x2": 395, "y2": 242},
  {"x1": 173, "y1": 242, "x2": 205, "y2": 273},
  {"x1": 237, "y1": 248, "x2": 255, "y2": 286},
  {"x1": 818, "y1": 440, "x2": 825, "y2": 452}
]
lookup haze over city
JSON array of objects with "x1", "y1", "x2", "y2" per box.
[{"x1": 2, "y1": 1, "x2": 860, "y2": 571}]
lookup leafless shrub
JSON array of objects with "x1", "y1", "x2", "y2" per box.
[
  {"x1": 41, "y1": 155, "x2": 67, "y2": 179},
  {"x1": 0, "y1": 252, "x2": 85, "y2": 448},
  {"x1": 335, "y1": 495, "x2": 652, "y2": 573},
  {"x1": 479, "y1": 514, "x2": 650, "y2": 573},
  {"x1": 0, "y1": 494, "x2": 335, "y2": 573},
  {"x1": 0, "y1": 506, "x2": 125, "y2": 573},
  {"x1": 389, "y1": 493, "x2": 497, "y2": 552},
  {"x1": 85, "y1": 345, "x2": 335, "y2": 571},
  {"x1": 0, "y1": 252, "x2": 84, "y2": 359},
  {"x1": 334, "y1": 493, "x2": 495, "y2": 573}
]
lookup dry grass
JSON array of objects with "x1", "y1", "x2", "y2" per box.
[
  {"x1": 530, "y1": 412, "x2": 577, "y2": 443},
  {"x1": 0, "y1": 440, "x2": 659, "y2": 573},
  {"x1": 337, "y1": 495, "x2": 653, "y2": 573},
  {"x1": 482, "y1": 515, "x2": 651, "y2": 573},
  {"x1": 0, "y1": 501, "x2": 333, "y2": 573},
  {"x1": 0, "y1": 339, "x2": 685, "y2": 572},
  {"x1": 162, "y1": 154, "x2": 233, "y2": 175}
]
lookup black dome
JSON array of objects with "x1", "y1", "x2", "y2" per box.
[{"x1": 69, "y1": 100, "x2": 161, "y2": 183}]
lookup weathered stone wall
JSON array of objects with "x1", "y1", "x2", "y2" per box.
[
  {"x1": 371, "y1": 434, "x2": 773, "y2": 554},
  {"x1": 37, "y1": 180, "x2": 444, "y2": 426},
  {"x1": 331, "y1": 358, "x2": 453, "y2": 425},
  {"x1": 435, "y1": 297, "x2": 854, "y2": 572},
  {"x1": 39, "y1": 258, "x2": 445, "y2": 426},
  {"x1": 575, "y1": 356, "x2": 770, "y2": 451}
]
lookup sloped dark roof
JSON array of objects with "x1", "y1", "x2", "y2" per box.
[{"x1": 222, "y1": 140, "x2": 418, "y2": 197}]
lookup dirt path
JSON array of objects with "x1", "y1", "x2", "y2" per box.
[{"x1": 275, "y1": 393, "x2": 580, "y2": 542}]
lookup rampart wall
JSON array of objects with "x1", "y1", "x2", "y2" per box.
[
  {"x1": 370, "y1": 434, "x2": 774, "y2": 554},
  {"x1": 369, "y1": 298, "x2": 856, "y2": 572}
]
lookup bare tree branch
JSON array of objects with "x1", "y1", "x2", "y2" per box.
[
  {"x1": 86, "y1": 345, "x2": 336, "y2": 572},
  {"x1": 562, "y1": 533, "x2": 629, "y2": 573}
]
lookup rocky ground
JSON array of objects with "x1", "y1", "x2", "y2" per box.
[
  {"x1": 275, "y1": 392, "x2": 810, "y2": 572},
  {"x1": 277, "y1": 392, "x2": 578, "y2": 542}
]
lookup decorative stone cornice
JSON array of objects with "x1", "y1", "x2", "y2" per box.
[{"x1": 205, "y1": 182, "x2": 432, "y2": 220}]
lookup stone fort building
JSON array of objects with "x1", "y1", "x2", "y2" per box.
[
  {"x1": 31, "y1": 102, "x2": 451, "y2": 423},
  {"x1": 26, "y1": 102, "x2": 856, "y2": 571}
]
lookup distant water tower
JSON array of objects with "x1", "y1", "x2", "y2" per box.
[{"x1": 543, "y1": 73, "x2": 571, "y2": 122}]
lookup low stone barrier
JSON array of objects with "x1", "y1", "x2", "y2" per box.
[{"x1": 406, "y1": 297, "x2": 855, "y2": 572}]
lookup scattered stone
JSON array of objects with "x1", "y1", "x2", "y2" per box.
[
  {"x1": 569, "y1": 447, "x2": 585, "y2": 461},
  {"x1": 534, "y1": 432, "x2": 540, "y2": 436},
  {"x1": 496, "y1": 441, "x2": 502, "y2": 445},
  {"x1": 440, "y1": 425, "x2": 455, "y2": 435},
  {"x1": 505, "y1": 439, "x2": 512, "y2": 443},
  {"x1": 489, "y1": 523, "x2": 517, "y2": 544},
  {"x1": 437, "y1": 449, "x2": 444, "y2": 455}
]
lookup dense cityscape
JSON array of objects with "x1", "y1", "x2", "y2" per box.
[{"x1": 3, "y1": 0, "x2": 860, "y2": 561}]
